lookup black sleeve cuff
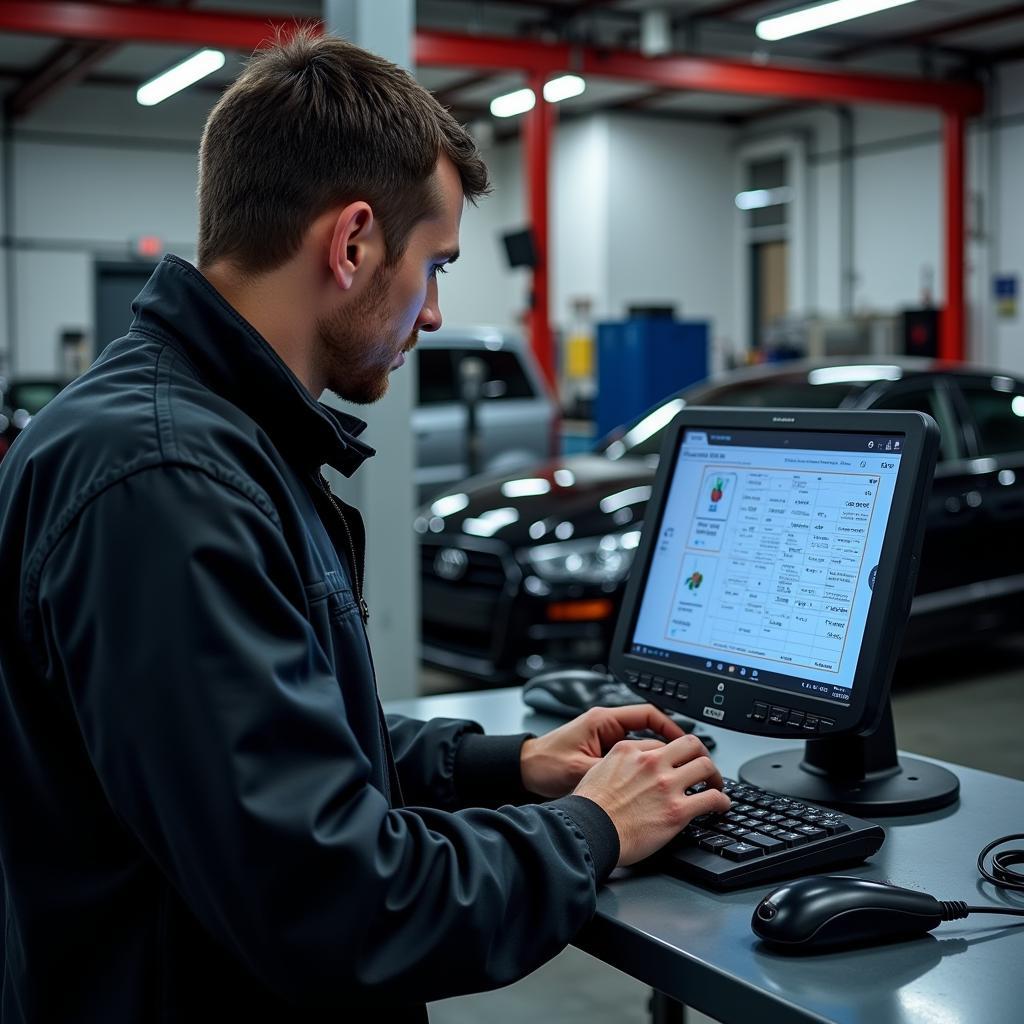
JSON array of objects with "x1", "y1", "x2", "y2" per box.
[
  {"x1": 453, "y1": 732, "x2": 535, "y2": 807},
  {"x1": 547, "y1": 795, "x2": 620, "y2": 884}
]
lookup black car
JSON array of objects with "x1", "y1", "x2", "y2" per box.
[
  {"x1": 0, "y1": 378, "x2": 69, "y2": 463},
  {"x1": 417, "y1": 358, "x2": 1024, "y2": 683}
]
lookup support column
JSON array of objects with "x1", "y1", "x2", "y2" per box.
[
  {"x1": 524, "y1": 72, "x2": 556, "y2": 391},
  {"x1": 321, "y1": 0, "x2": 418, "y2": 699},
  {"x1": 942, "y1": 110, "x2": 966, "y2": 362}
]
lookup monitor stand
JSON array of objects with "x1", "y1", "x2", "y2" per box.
[{"x1": 738, "y1": 700, "x2": 959, "y2": 816}]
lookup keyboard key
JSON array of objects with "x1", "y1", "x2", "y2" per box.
[
  {"x1": 699, "y1": 835, "x2": 735, "y2": 852},
  {"x1": 742, "y1": 833, "x2": 784, "y2": 852},
  {"x1": 721, "y1": 842, "x2": 762, "y2": 861},
  {"x1": 774, "y1": 831, "x2": 805, "y2": 846},
  {"x1": 796, "y1": 826, "x2": 827, "y2": 840}
]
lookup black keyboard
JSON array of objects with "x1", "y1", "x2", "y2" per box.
[{"x1": 659, "y1": 779, "x2": 885, "y2": 890}]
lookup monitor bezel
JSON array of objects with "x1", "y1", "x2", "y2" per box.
[{"x1": 609, "y1": 407, "x2": 939, "y2": 739}]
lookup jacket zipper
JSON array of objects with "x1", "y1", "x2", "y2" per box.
[{"x1": 318, "y1": 474, "x2": 370, "y2": 624}]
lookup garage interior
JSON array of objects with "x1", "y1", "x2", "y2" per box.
[{"x1": 1, "y1": 2, "x2": 1023, "y2": 1022}]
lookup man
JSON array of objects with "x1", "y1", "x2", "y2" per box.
[{"x1": 0, "y1": 31, "x2": 728, "y2": 1022}]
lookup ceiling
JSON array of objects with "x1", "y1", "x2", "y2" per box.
[{"x1": 0, "y1": 0, "x2": 1020, "y2": 133}]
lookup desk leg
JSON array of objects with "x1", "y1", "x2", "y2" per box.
[{"x1": 650, "y1": 989, "x2": 686, "y2": 1024}]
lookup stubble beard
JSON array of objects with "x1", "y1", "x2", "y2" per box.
[{"x1": 316, "y1": 265, "x2": 415, "y2": 405}]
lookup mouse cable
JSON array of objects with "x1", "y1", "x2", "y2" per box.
[{"x1": 975, "y1": 833, "x2": 1024, "y2": 896}]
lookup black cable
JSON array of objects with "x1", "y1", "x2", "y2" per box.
[{"x1": 977, "y1": 833, "x2": 1024, "y2": 894}]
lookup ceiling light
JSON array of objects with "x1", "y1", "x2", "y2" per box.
[
  {"x1": 756, "y1": 0, "x2": 919, "y2": 42},
  {"x1": 490, "y1": 88, "x2": 536, "y2": 118},
  {"x1": 543, "y1": 75, "x2": 586, "y2": 103},
  {"x1": 137, "y1": 49, "x2": 226, "y2": 106},
  {"x1": 735, "y1": 186, "x2": 794, "y2": 210}
]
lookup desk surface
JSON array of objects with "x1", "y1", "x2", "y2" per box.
[{"x1": 386, "y1": 688, "x2": 1024, "y2": 1024}]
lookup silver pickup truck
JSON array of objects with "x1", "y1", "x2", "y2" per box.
[{"x1": 413, "y1": 326, "x2": 558, "y2": 502}]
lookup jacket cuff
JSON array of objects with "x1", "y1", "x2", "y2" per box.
[
  {"x1": 547, "y1": 795, "x2": 620, "y2": 884},
  {"x1": 453, "y1": 732, "x2": 534, "y2": 807}
]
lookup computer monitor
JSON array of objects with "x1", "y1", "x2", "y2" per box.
[{"x1": 609, "y1": 408, "x2": 959, "y2": 816}]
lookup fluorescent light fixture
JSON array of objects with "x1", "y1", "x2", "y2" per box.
[
  {"x1": 137, "y1": 49, "x2": 226, "y2": 106},
  {"x1": 490, "y1": 88, "x2": 536, "y2": 118},
  {"x1": 756, "y1": 0, "x2": 919, "y2": 42},
  {"x1": 735, "y1": 186, "x2": 794, "y2": 211},
  {"x1": 543, "y1": 75, "x2": 586, "y2": 103},
  {"x1": 808, "y1": 364, "x2": 902, "y2": 385}
]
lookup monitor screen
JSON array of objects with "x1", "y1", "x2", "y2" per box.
[
  {"x1": 611, "y1": 408, "x2": 937, "y2": 741},
  {"x1": 628, "y1": 426, "x2": 903, "y2": 708}
]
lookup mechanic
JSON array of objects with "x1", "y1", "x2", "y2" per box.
[{"x1": 0, "y1": 30, "x2": 729, "y2": 1022}]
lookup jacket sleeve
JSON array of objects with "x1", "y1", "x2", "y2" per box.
[
  {"x1": 385, "y1": 714, "x2": 537, "y2": 810},
  {"x1": 33, "y1": 465, "x2": 619, "y2": 1010}
]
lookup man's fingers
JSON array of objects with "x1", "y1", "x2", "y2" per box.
[
  {"x1": 595, "y1": 704, "x2": 686, "y2": 741},
  {"x1": 684, "y1": 787, "x2": 731, "y2": 818},
  {"x1": 659, "y1": 733, "x2": 712, "y2": 767},
  {"x1": 676, "y1": 754, "x2": 725, "y2": 795}
]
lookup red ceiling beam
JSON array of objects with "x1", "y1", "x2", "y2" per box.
[
  {"x1": 416, "y1": 30, "x2": 984, "y2": 115},
  {"x1": 0, "y1": 1, "x2": 310, "y2": 51},
  {"x1": 0, "y1": 7, "x2": 983, "y2": 115}
]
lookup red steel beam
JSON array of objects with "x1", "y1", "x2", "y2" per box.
[
  {"x1": 523, "y1": 71, "x2": 557, "y2": 391},
  {"x1": 416, "y1": 30, "x2": 984, "y2": 115},
  {"x1": 0, "y1": 1, "x2": 309, "y2": 51},
  {"x1": 0, "y1": 9, "x2": 983, "y2": 115},
  {"x1": 942, "y1": 111, "x2": 966, "y2": 362}
]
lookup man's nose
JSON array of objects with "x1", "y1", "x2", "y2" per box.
[{"x1": 416, "y1": 280, "x2": 442, "y2": 333}]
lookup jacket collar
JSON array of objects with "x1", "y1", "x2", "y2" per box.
[{"x1": 130, "y1": 254, "x2": 375, "y2": 477}]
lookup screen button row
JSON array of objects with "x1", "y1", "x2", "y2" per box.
[
  {"x1": 750, "y1": 701, "x2": 835, "y2": 732},
  {"x1": 626, "y1": 671, "x2": 689, "y2": 700}
]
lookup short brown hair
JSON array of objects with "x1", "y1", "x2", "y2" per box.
[{"x1": 197, "y1": 28, "x2": 490, "y2": 273}]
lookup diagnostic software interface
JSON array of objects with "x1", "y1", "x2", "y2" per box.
[{"x1": 630, "y1": 427, "x2": 903, "y2": 706}]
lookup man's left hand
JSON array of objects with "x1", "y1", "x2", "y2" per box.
[{"x1": 519, "y1": 705, "x2": 687, "y2": 799}]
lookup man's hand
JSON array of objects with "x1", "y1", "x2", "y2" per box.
[
  {"x1": 574, "y1": 734, "x2": 730, "y2": 867},
  {"x1": 519, "y1": 705, "x2": 687, "y2": 799}
]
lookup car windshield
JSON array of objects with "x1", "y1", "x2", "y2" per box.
[{"x1": 598, "y1": 376, "x2": 863, "y2": 461}]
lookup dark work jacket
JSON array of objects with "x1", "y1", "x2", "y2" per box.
[{"x1": 0, "y1": 255, "x2": 619, "y2": 1022}]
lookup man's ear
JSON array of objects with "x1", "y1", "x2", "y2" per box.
[{"x1": 328, "y1": 201, "x2": 379, "y2": 291}]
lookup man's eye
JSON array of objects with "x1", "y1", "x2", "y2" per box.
[{"x1": 430, "y1": 264, "x2": 449, "y2": 278}]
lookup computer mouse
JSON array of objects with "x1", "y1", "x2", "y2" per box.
[
  {"x1": 522, "y1": 668, "x2": 713, "y2": 746},
  {"x1": 523, "y1": 669, "x2": 640, "y2": 717},
  {"x1": 752, "y1": 876, "x2": 947, "y2": 953}
]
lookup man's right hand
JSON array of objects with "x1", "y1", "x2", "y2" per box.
[{"x1": 572, "y1": 734, "x2": 730, "y2": 867}]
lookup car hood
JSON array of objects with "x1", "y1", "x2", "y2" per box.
[{"x1": 417, "y1": 453, "x2": 656, "y2": 547}]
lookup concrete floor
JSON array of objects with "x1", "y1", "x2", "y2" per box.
[{"x1": 425, "y1": 634, "x2": 1024, "y2": 1023}]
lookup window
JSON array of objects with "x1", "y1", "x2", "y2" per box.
[
  {"x1": 451, "y1": 349, "x2": 535, "y2": 401},
  {"x1": 869, "y1": 385, "x2": 958, "y2": 462},
  {"x1": 417, "y1": 349, "x2": 458, "y2": 405},
  {"x1": 959, "y1": 381, "x2": 1024, "y2": 457}
]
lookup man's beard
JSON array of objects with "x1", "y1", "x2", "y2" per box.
[{"x1": 315, "y1": 266, "x2": 416, "y2": 405}]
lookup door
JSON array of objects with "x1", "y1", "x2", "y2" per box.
[
  {"x1": 95, "y1": 262, "x2": 158, "y2": 357},
  {"x1": 750, "y1": 241, "x2": 788, "y2": 349}
]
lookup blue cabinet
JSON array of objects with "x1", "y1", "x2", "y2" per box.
[{"x1": 595, "y1": 317, "x2": 708, "y2": 439}]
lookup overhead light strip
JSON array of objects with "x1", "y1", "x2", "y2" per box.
[
  {"x1": 756, "y1": 0, "x2": 920, "y2": 42},
  {"x1": 490, "y1": 75, "x2": 587, "y2": 118},
  {"x1": 137, "y1": 49, "x2": 226, "y2": 106}
]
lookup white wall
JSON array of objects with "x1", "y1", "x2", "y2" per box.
[
  {"x1": 0, "y1": 81, "x2": 208, "y2": 375},
  {"x1": 735, "y1": 60, "x2": 1024, "y2": 373},
  {"x1": 605, "y1": 114, "x2": 736, "y2": 366}
]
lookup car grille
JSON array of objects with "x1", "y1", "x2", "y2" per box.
[{"x1": 419, "y1": 539, "x2": 513, "y2": 662}]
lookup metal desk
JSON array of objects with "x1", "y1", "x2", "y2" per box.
[{"x1": 386, "y1": 688, "x2": 1024, "y2": 1024}]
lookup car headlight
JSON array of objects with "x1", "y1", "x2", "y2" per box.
[{"x1": 524, "y1": 530, "x2": 642, "y2": 584}]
